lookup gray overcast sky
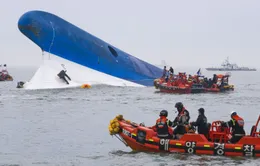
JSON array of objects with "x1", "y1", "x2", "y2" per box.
[{"x1": 1, "y1": 0, "x2": 260, "y2": 68}]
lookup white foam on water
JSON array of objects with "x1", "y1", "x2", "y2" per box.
[{"x1": 23, "y1": 53, "x2": 145, "y2": 90}]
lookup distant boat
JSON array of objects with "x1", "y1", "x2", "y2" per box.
[{"x1": 206, "y1": 57, "x2": 257, "y2": 71}]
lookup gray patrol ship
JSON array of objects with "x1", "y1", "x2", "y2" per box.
[{"x1": 206, "y1": 57, "x2": 256, "y2": 71}]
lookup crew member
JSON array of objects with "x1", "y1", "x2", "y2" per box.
[
  {"x1": 222, "y1": 111, "x2": 245, "y2": 143},
  {"x1": 190, "y1": 108, "x2": 209, "y2": 137},
  {"x1": 172, "y1": 102, "x2": 190, "y2": 139},
  {"x1": 152, "y1": 110, "x2": 173, "y2": 139}
]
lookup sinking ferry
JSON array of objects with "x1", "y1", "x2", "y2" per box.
[{"x1": 18, "y1": 10, "x2": 163, "y2": 89}]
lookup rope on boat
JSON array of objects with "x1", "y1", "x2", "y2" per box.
[
  {"x1": 61, "y1": 64, "x2": 67, "y2": 71},
  {"x1": 114, "y1": 134, "x2": 128, "y2": 147},
  {"x1": 41, "y1": 50, "x2": 44, "y2": 61}
]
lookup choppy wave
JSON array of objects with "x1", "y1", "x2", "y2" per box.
[{"x1": 0, "y1": 68, "x2": 259, "y2": 165}]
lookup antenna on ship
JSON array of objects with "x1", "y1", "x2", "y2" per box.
[
  {"x1": 61, "y1": 64, "x2": 67, "y2": 71},
  {"x1": 40, "y1": 48, "x2": 46, "y2": 65},
  {"x1": 48, "y1": 21, "x2": 55, "y2": 60},
  {"x1": 41, "y1": 49, "x2": 44, "y2": 61}
]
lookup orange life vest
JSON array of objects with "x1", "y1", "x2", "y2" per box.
[
  {"x1": 154, "y1": 117, "x2": 173, "y2": 136},
  {"x1": 232, "y1": 115, "x2": 244, "y2": 127}
]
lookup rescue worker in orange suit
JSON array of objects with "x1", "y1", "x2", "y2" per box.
[
  {"x1": 152, "y1": 110, "x2": 173, "y2": 139},
  {"x1": 190, "y1": 108, "x2": 209, "y2": 138},
  {"x1": 172, "y1": 102, "x2": 190, "y2": 139},
  {"x1": 221, "y1": 111, "x2": 246, "y2": 143}
]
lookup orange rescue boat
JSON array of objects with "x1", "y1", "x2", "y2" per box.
[{"x1": 109, "y1": 115, "x2": 260, "y2": 157}]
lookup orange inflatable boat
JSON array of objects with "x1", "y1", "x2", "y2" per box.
[
  {"x1": 154, "y1": 78, "x2": 165, "y2": 89},
  {"x1": 109, "y1": 115, "x2": 260, "y2": 157},
  {"x1": 154, "y1": 72, "x2": 235, "y2": 94}
]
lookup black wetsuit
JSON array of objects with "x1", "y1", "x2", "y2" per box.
[
  {"x1": 57, "y1": 70, "x2": 71, "y2": 84},
  {"x1": 191, "y1": 114, "x2": 208, "y2": 137},
  {"x1": 169, "y1": 67, "x2": 174, "y2": 75}
]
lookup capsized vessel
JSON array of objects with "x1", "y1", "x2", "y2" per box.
[{"x1": 18, "y1": 10, "x2": 163, "y2": 88}]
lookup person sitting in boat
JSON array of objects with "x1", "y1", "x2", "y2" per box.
[
  {"x1": 190, "y1": 108, "x2": 209, "y2": 138},
  {"x1": 151, "y1": 110, "x2": 173, "y2": 139},
  {"x1": 57, "y1": 69, "x2": 71, "y2": 84},
  {"x1": 172, "y1": 102, "x2": 190, "y2": 139},
  {"x1": 221, "y1": 111, "x2": 245, "y2": 143}
]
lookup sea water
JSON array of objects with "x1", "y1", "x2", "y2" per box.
[{"x1": 0, "y1": 67, "x2": 259, "y2": 166}]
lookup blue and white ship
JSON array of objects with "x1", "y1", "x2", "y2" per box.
[{"x1": 18, "y1": 10, "x2": 163, "y2": 89}]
